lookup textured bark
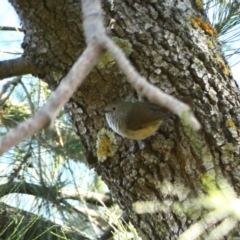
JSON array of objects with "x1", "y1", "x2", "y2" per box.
[
  {"x1": 0, "y1": 57, "x2": 39, "y2": 80},
  {"x1": 5, "y1": 0, "x2": 240, "y2": 239}
]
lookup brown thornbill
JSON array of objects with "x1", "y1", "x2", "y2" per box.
[{"x1": 104, "y1": 101, "x2": 171, "y2": 140}]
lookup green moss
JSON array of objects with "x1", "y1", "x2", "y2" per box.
[{"x1": 98, "y1": 37, "x2": 133, "y2": 69}]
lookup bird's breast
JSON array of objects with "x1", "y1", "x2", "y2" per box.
[
  {"x1": 124, "y1": 121, "x2": 161, "y2": 140},
  {"x1": 106, "y1": 113, "x2": 161, "y2": 140}
]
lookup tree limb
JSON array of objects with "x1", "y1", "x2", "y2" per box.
[{"x1": 0, "y1": 57, "x2": 38, "y2": 80}]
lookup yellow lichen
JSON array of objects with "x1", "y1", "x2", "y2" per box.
[
  {"x1": 190, "y1": 17, "x2": 201, "y2": 29},
  {"x1": 190, "y1": 17, "x2": 217, "y2": 36},
  {"x1": 206, "y1": 39, "x2": 213, "y2": 49},
  {"x1": 98, "y1": 37, "x2": 133, "y2": 69},
  {"x1": 225, "y1": 119, "x2": 236, "y2": 128},
  {"x1": 96, "y1": 128, "x2": 118, "y2": 162},
  {"x1": 202, "y1": 22, "x2": 217, "y2": 36},
  {"x1": 200, "y1": 174, "x2": 216, "y2": 192},
  {"x1": 195, "y1": 0, "x2": 204, "y2": 10},
  {"x1": 214, "y1": 55, "x2": 231, "y2": 76},
  {"x1": 112, "y1": 37, "x2": 133, "y2": 57},
  {"x1": 223, "y1": 143, "x2": 235, "y2": 152}
]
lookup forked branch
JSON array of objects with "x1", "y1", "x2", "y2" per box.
[{"x1": 0, "y1": 0, "x2": 200, "y2": 155}]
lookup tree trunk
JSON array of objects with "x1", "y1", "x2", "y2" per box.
[{"x1": 5, "y1": 0, "x2": 240, "y2": 239}]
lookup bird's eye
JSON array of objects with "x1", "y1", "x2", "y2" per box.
[{"x1": 112, "y1": 107, "x2": 116, "y2": 111}]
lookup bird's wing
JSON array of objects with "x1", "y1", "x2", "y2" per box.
[{"x1": 126, "y1": 103, "x2": 169, "y2": 130}]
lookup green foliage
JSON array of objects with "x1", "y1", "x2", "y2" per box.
[
  {"x1": 205, "y1": 0, "x2": 240, "y2": 36},
  {"x1": 1, "y1": 99, "x2": 30, "y2": 128},
  {"x1": 0, "y1": 76, "x2": 108, "y2": 239}
]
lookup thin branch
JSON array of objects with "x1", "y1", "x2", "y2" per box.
[
  {"x1": 8, "y1": 145, "x2": 32, "y2": 182},
  {"x1": 0, "y1": 57, "x2": 39, "y2": 80},
  {"x1": 37, "y1": 133, "x2": 44, "y2": 185},
  {"x1": 98, "y1": 212, "x2": 128, "y2": 240},
  {"x1": 0, "y1": 180, "x2": 106, "y2": 234},
  {"x1": 0, "y1": 49, "x2": 22, "y2": 55},
  {"x1": 65, "y1": 149, "x2": 101, "y2": 236},
  {"x1": 35, "y1": 79, "x2": 44, "y2": 186},
  {"x1": 60, "y1": 188, "x2": 113, "y2": 207},
  {"x1": 178, "y1": 209, "x2": 229, "y2": 240},
  {"x1": 56, "y1": 199, "x2": 108, "y2": 239},
  {"x1": 206, "y1": 217, "x2": 238, "y2": 240},
  {"x1": 0, "y1": 77, "x2": 21, "y2": 102},
  {"x1": 0, "y1": 26, "x2": 23, "y2": 32},
  {"x1": 19, "y1": 79, "x2": 35, "y2": 114}
]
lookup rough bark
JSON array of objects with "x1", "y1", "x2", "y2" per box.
[{"x1": 5, "y1": 0, "x2": 240, "y2": 239}]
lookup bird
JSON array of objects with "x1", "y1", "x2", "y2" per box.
[{"x1": 104, "y1": 101, "x2": 171, "y2": 140}]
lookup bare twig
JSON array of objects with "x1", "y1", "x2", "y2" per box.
[
  {"x1": 178, "y1": 209, "x2": 229, "y2": 240},
  {"x1": 0, "y1": 26, "x2": 23, "y2": 32},
  {"x1": 8, "y1": 145, "x2": 32, "y2": 182},
  {"x1": 19, "y1": 79, "x2": 35, "y2": 114},
  {"x1": 0, "y1": 49, "x2": 22, "y2": 55},
  {"x1": 34, "y1": 79, "x2": 45, "y2": 185},
  {"x1": 206, "y1": 217, "x2": 238, "y2": 240},
  {"x1": 0, "y1": 77, "x2": 21, "y2": 103},
  {"x1": 98, "y1": 212, "x2": 128, "y2": 240},
  {"x1": 60, "y1": 188, "x2": 113, "y2": 207},
  {"x1": 65, "y1": 150, "x2": 101, "y2": 236},
  {"x1": 0, "y1": 85, "x2": 15, "y2": 106}
]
